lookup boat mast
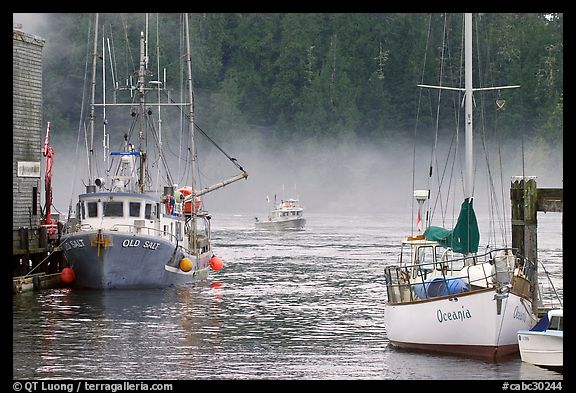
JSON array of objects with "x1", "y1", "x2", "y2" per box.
[
  {"x1": 464, "y1": 13, "x2": 473, "y2": 200},
  {"x1": 137, "y1": 30, "x2": 147, "y2": 193},
  {"x1": 88, "y1": 13, "x2": 99, "y2": 188},
  {"x1": 155, "y1": 13, "x2": 162, "y2": 194},
  {"x1": 184, "y1": 14, "x2": 195, "y2": 194},
  {"x1": 102, "y1": 31, "x2": 108, "y2": 164},
  {"x1": 184, "y1": 13, "x2": 198, "y2": 251},
  {"x1": 418, "y1": 13, "x2": 519, "y2": 202}
]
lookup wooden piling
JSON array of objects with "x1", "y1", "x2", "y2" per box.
[{"x1": 510, "y1": 176, "x2": 563, "y2": 314}]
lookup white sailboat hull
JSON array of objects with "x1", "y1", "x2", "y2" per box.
[{"x1": 385, "y1": 289, "x2": 535, "y2": 360}]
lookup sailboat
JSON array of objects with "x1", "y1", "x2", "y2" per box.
[
  {"x1": 383, "y1": 13, "x2": 537, "y2": 360},
  {"x1": 59, "y1": 14, "x2": 247, "y2": 289}
]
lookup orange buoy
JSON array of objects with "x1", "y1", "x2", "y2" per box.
[
  {"x1": 210, "y1": 256, "x2": 223, "y2": 271},
  {"x1": 179, "y1": 257, "x2": 193, "y2": 272},
  {"x1": 60, "y1": 267, "x2": 75, "y2": 284}
]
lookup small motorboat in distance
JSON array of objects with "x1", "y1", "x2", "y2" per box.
[{"x1": 255, "y1": 197, "x2": 306, "y2": 230}]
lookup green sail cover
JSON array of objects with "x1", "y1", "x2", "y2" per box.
[{"x1": 424, "y1": 198, "x2": 480, "y2": 254}]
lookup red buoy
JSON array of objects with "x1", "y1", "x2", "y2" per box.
[
  {"x1": 209, "y1": 256, "x2": 223, "y2": 271},
  {"x1": 60, "y1": 267, "x2": 75, "y2": 285}
]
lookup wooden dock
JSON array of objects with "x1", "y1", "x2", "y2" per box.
[{"x1": 13, "y1": 272, "x2": 65, "y2": 294}]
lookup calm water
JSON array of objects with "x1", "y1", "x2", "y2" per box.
[{"x1": 12, "y1": 212, "x2": 563, "y2": 380}]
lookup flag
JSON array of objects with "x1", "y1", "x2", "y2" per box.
[{"x1": 416, "y1": 209, "x2": 422, "y2": 232}]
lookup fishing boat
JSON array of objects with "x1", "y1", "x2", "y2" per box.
[
  {"x1": 59, "y1": 13, "x2": 247, "y2": 289},
  {"x1": 518, "y1": 308, "x2": 563, "y2": 372},
  {"x1": 255, "y1": 196, "x2": 306, "y2": 230},
  {"x1": 383, "y1": 13, "x2": 537, "y2": 360}
]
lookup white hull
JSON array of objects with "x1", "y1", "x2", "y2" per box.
[
  {"x1": 255, "y1": 217, "x2": 306, "y2": 230},
  {"x1": 518, "y1": 330, "x2": 563, "y2": 367},
  {"x1": 385, "y1": 289, "x2": 535, "y2": 360}
]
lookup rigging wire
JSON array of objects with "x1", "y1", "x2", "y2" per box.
[
  {"x1": 68, "y1": 14, "x2": 93, "y2": 221},
  {"x1": 475, "y1": 15, "x2": 509, "y2": 248},
  {"x1": 161, "y1": 90, "x2": 246, "y2": 173},
  {"x1": 426, "y1": 13, "x2": 450, "y2": 228},
  {"x1": 411, "y1": 14, "x2": 432, "y2": 236},
  {"x1": 178, "y1": 13, "x2": 186, "y2": 183},
  {"x1": 120, "y1": 14, "x2": 136, "y2": 79},
  {"x1": 74, "y1": 13, "x2": 244, "y2": 203}
]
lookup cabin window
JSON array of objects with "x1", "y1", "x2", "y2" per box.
[
  {"x1": 129, "y1": 202, "x2": 141, "y2": 217},
  {"x1": 549, "y1": 316, "x2": 563, "y2": 331},
  {"x1": 103, "y1": 201, "x2": 123, "y2": 217},
  {"x1": 145, "y1": 203, "x2": 152, "y2": 219},
  {"x1": 87, "y1": 202, "x2": 98, "y2": 218}
]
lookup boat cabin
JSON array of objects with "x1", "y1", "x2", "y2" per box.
[
  {"x1": 533, "y1": 309, "x2": 563, "y2": 332},
  {"x1": 72, "y1": 192, "x2": 183, "y2": 242}
]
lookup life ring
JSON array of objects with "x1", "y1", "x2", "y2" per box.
[{"x1": 400, "y1": 269, "x2": 410, "y2": 283}]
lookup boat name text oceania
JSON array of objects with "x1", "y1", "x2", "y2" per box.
[
  {"x1": 436, "y1": 306, "x2": 472, "y2": 323},
  {"x1": 513, "y1": 305, "x2": 528, "y2": 323}
]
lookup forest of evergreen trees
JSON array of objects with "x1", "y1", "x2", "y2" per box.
[{"x1": 38, "y1": 13, "x2": 562, "y2": 151}]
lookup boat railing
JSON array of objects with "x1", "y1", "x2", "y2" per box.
[
  {"x1": 384, "y1": 247, "x2": 535, "y2": 304},
  {"x1": 67, "y1": 222, "x2": 180, "y2": 245},
  {"x1": 110, "y1": 224, "x2": 180, "y2": 243}
]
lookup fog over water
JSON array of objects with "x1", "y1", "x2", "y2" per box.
[{"x1": 47, "y1": 131, "x2": 563, "y2": 220}]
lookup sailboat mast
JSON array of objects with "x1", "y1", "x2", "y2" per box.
[
  {"x1": 183, "y1": 13, "x2": 198, "y2": 251},
  {"x1": 137, "y1": 31, "x2": 146, "y2": 193},
  {"x1": 464, "y1": 13, "x2": 473, "y2": 200},
  {"x1": 88, "y1": 13, "x2": 99, "y2": 188},
  {"x1": 184, "y1": 14, "x2": 195, "y2": 194}
]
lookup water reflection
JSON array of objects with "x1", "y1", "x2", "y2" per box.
[{"x1": 13, "y1": 213, "x2": 562, "y2": 380}]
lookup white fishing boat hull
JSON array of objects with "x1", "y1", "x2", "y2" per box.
[
  {"x1": 255, "y1": 217, "x2": 306, "y2": 230},
  {"x1": 517, "y1": 330, "x2": 563, "y2": 367},
  {"x1": 60, "y1": 230, "x2": 210, "y2": 289},
  {"x1": 385, "y1": 289, "x2": 535, "y2": 360}
]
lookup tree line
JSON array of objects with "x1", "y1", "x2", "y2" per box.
[{"x1": 40, "y1": 13, "x2": 563, "y2": 150}]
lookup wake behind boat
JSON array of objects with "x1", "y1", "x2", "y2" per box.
[
  {"x1": 255, "y1": 197, "x2": 306, "y2": 230},
  {"x1": 59, "y1": 13, "x2": 247, "y2": 289}
]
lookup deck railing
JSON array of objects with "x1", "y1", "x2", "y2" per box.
[{"x1": 384, "y1": 247, "x2": 535, "y2": 304}]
